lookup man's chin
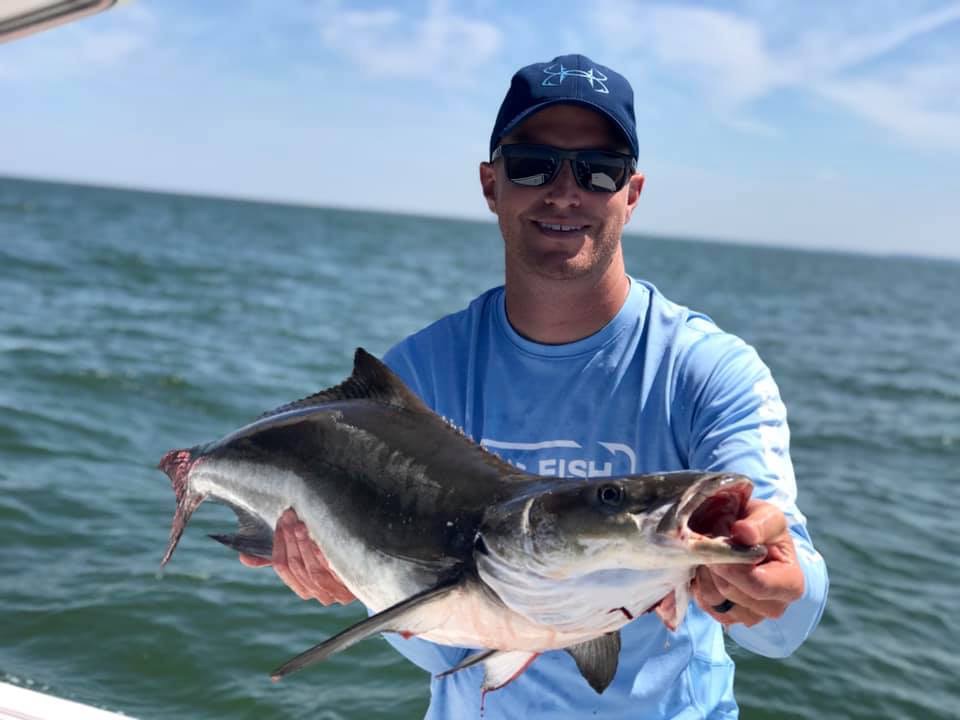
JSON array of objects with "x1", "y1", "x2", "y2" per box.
[{"x1": 524, "y1": 252, "x2": 596, "y2": 280}]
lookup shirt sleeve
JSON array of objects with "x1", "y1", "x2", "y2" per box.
[{"x1": 676, "y1": 326, "x2": 829, "y2": 657}]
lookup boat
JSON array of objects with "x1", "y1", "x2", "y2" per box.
[{"x1": 0, "y1": 682, "x2": 134, "y2": 720}]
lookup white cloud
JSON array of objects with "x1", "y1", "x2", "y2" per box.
[
  {"x1": 591, "y1": 1, "x2": 960, "y2": 150},
  {"x1": 817, "y1": 65, "x2": 960, "y2": 150},
  {"x1": 317, "y1": 0, "x2": 501, "y2": 84},
  {"x1": 641, "y1": 7, "x2": 781, "y2": 108}
]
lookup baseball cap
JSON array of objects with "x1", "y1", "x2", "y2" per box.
[{"x1": 489, "y1": 54, "x2": 639, "y2": 160}]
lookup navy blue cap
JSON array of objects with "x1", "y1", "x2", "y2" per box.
[{"x1": 489, "y1": 54, "x2": 639, "y2": 160}]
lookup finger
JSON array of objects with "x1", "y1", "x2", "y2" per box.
[
  {"x1": 272, "y1": 518, "x2": 312, "y2": 600},
  {"x1": 716, "y1": 603, "x2": 766, "y2": 629},
  {"x1": 277, "y1": 507, "x2": 301, "y2": 533},
  {"x1": 711, "y1": 557, "x2": 804, "y2": 604},
  {"x1": 292, "y1": 522, "x2": 326, "y2": 579},
  {"x1": 273, "y1": 508, "x2": 355, "y2": 605},
  {"x1": 693, "y1": 568, "x2": 771, "y2": 624},
  {"x1": 282, "y1": 534, "x2": 317, "y2": 600},
  {"x1": 276, "y1": 509, "x2": 315, "y2": 596},
  {"x1": 334, "y1": 587, "x2": 357, "y2": 604},
  {"x1": 280, "y1": 508, "x2": 349, "y2": 605},
  {"x1": 691, "y1": 567, "x2": 726, "y2": 610},
  {"x1": 711, "y1": 572, "x2": 790, "y2": 619},
  {"x1": 290, "y1": 523, "x2": 342, "y2": 605},
  {"x1": 696, "y1": 585, "x2": 768, "y2": 626},
  {"x1": 239, "y1": 554, "x2": 272, "y2": 568},
  {"x1": 730, "y1": 500, "x2": 787, "y2": 547},
  {"x1": 693, "y1": 567, "x2": 730, "y2": 623}
]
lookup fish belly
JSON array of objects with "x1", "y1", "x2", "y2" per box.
[{"x1": 411, "y1": 586, "x2": 607, "y2": 652}]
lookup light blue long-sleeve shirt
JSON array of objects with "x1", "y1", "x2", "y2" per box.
[{"x1": 380, "y1": 279, "x2": 828, "y2": 718}]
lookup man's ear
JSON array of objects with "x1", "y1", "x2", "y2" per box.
[
  {"x1": 480, "y1": 161, "x2": 498, "y2": 214},
  {"x1": 623, "y1": 172, "x2": 645, "y2": 224}
]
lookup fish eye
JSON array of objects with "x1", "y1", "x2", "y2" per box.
[{"x1": 597, "y1": 484, "x2": 623, "y2": 506}]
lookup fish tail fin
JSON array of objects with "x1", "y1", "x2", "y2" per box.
[
  {"x1": 158, "y1": 449, "x2": 206, "y2": 566},
  {"x1": 270, "y1": 580, "x2": 459, "y2": 681}
]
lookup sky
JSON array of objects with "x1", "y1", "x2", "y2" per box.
[{"x1": 1, "y1": 0, "x2": 958, "y2": 259}]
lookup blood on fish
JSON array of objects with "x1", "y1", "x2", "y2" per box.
[
  {"x1": 158, "y1": 449, "x2": 194, "y2": 502},
  {"x1": 642, "y1": 600, "x2": 663, "y2": 615}
]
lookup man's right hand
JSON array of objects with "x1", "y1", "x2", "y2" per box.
[{"x1": 239, "y1": 507, "x2": 357, "y2": 605}]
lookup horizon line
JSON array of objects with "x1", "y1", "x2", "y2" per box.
[{"x1": 2, "y1": 172, "x2": 956, "y2": 265}]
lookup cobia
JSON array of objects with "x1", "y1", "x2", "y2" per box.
[{"x1": 158, "y1": 348, "x2": 764, "y2": 694}]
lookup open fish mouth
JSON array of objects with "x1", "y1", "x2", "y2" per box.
[{"x1": 656, "y1": 474, "x2": 766, "y2": 561}]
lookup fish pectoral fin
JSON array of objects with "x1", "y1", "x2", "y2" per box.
[
  {"x1": 654, "y1": 583, "x2": 691, "y2": 632},
  {"x1": 564, "y1": 632, "x2": 622, "y2": 694},
  {"x1": 270, "y1": 580, "x2": 459, "y2": 681},
  {"x1": 436, "y1": 649, "x2": 539, "y2": 693},
  {"x1": 208, "y1": 506, "x2": 273, "y2": 560},
  {"x1": 478, "y1": 650, "x2": 540, "y2": 693}
]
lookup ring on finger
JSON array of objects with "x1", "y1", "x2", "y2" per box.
[{"x1": 712, "y1": 599, "x2": 736, "y2": 613}]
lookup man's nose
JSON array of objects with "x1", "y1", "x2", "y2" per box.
[{"x1": 544, "y1": 160, "x2": 581, "y2": 207}]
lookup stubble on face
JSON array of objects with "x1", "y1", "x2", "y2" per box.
[{"x1": 486, "y1": 104, "x2": 639, "y2": 285}]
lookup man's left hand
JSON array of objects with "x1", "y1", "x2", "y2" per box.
[{"x1": 692, "y1": 499, "x2": 805, "y2": 627}]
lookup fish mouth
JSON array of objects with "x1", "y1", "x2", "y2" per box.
[{"x1": 655, "y1": 473, "x2": 766, "y2": 562}]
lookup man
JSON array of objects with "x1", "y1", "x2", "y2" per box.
[{"x1": 242, "y1": 54, "x2": 828, "y2": 718}]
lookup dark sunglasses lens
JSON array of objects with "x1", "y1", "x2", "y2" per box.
[
  {"x1": 575, "y1": 154, "x2": 629, "y2": 192},
  {"x1": 499, "y1": 145, "x2": 631, "y2": 192},
  {"x1": 503, "y1": 148, "x2": 558, "y2": 187}
]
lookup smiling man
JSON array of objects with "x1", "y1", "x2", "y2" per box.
[{"x1": 242, "y1": 54, "x2": 829, "y2": 718}]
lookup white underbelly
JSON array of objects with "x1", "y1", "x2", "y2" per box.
[{"x1": 411, "y1": 586, "x2": 619, "y2": 651}]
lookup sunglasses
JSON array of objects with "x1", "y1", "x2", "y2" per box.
[{"x1": 491, "y1": 143, "x2": 636, "y2": 193}]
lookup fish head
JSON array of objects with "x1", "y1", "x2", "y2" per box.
[{"x1": 479, "y1": 471, "x2": 765, "y2": 579}]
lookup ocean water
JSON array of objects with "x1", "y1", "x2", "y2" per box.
[{"x1": 1, "y1": 176, "x2": 957, "y2": 719}]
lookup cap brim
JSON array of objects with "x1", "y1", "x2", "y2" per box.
[{"x1": 492, "y1": 98, "x2": 638, "y2": 159}]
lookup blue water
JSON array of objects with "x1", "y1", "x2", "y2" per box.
[{"x1": 1, "y1": 176, "x2": 957, "y2": 719}]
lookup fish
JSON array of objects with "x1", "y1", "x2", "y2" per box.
[{"x1": 158, "y1": 348, "x2": 765, "y2": 695}]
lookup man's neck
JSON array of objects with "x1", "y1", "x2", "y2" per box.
[{"x1": 503, "y1": 263, "x2": 630, "y2": 345}]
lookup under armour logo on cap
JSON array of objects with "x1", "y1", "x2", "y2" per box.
[{"x1": 541, "y1": 63, "x2": 609, "y2": 94}]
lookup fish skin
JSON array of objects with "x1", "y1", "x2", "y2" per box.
[{"x1": 158, "y1": 348, "x2": 764, "y2": 693}]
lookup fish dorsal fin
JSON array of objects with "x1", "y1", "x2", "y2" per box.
[
  {"x1": 564, "y1": 632, "x2": 621, "y2": 694},
  {"x1": 259, "y1": 347, "x2": 430, "y2": 419}
]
